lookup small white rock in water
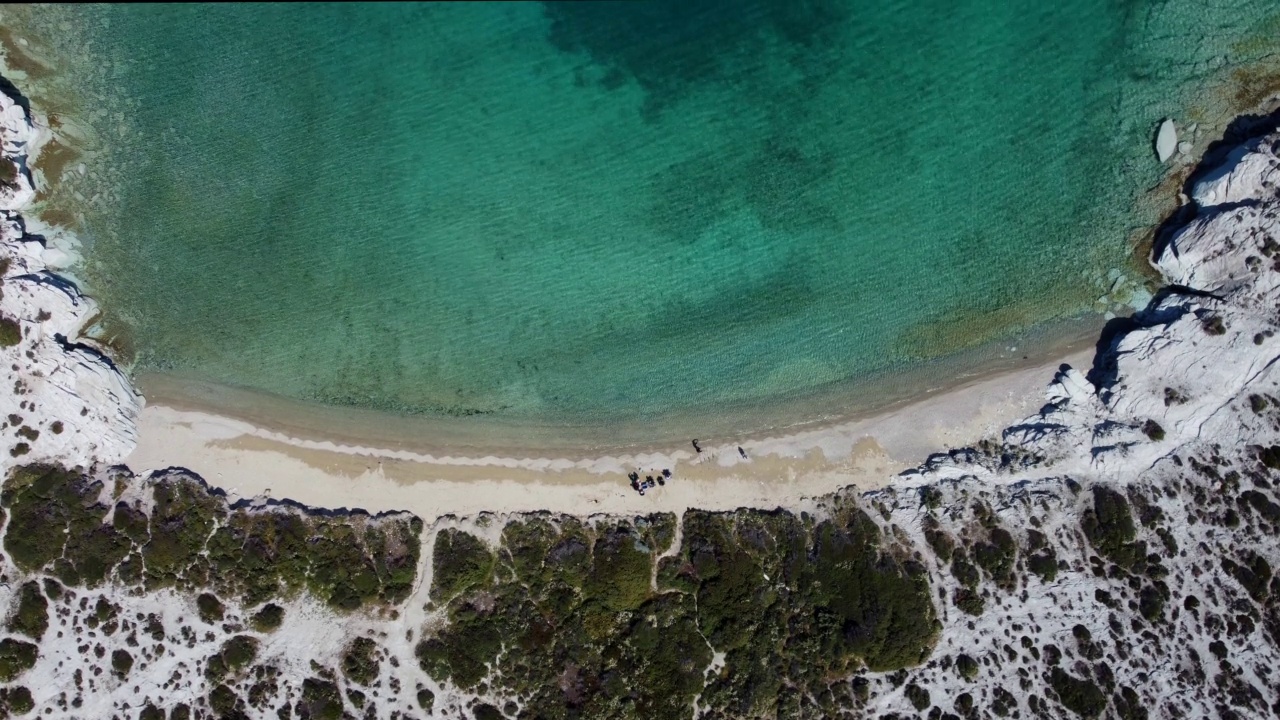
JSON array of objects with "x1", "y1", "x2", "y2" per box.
[
  {"x1": 1155, "y1": 118, "x2": 1178, "y2": 162},
  {"x1": 1178, "y1": 141, "x2": 1192, "y2": 156}
]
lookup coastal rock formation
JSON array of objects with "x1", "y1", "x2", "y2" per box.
[{"x1": 0, "y1": 84, "x2": 139, "y2": 469}]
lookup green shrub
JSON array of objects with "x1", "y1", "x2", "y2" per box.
[
  {"x1": 7, "y1": 582, "x2": 47, "y2": 641},
  {"x1": 300, "y1": 678, "x2": 344, "y2": 720},
  {"x1": 250, "y1": 603, "x2": 285, "y2": 632},
  {"x1": 342, "y1": 636, "x2": 380, "y2": 686},
  {"x1": 905, "y1": 682, "x2": 930, "y2": 711},
  {"x1": 583, "y1": 528, "x2": 653, "y2": 612},
  {"x1": 110, "y1": 649, "x2": 133, "y2": 677},
  {"x1": 196, "y1": 593, "x2": 225, "y2": 625},
  {"x1": 0, "y1": 685, "x2": 33, "y2": 716},
  {"x1": 431, "y1": 529, "x2": 494, "y2": 601},
  {"x1": 1141, "y1": 420, "x2": 1165, "y2": 441},
  {"x1": 1049, "y1": 667, "x2": 1106, "y2": 717},
  {"x1": 954, "y1": 588, "x2": 984, "y2": 616},
  {"x1": 1028, "y1": 551, "x2": 1059, "y2": 583},
  {"x1": 0, "y1": 638, "x2": 38, "y2": 681},
  {"x1": 0, "y1": 316, "x2": 20, "y2": 348},
  {"x1": 956, "y1": 654, "x2": 979, "y2": 680},
  {"x1": 1081, "y1": 486, "x2": 1145, "y2": 570}
]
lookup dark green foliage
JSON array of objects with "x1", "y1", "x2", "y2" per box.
[
  {"x1": 920, "y1": 486, "x2": 943, "y2": 510},
  {"x1": 473, "y1": 704, "x2": 503, "y2": 720},
  {"x1": 417, "y1": 688, "x2": 435, "y2": 712},
  {"x1": 583, "y1": 527, "x2": 652, "y2": 612},
  {"x1": 1223, "y1": 552, "x2": 1272, "y2": 602},
  {"x1": 973, "y1": 527, "x2": 1017, "y2": 587},
  {"x1": 197, "y1": 593, "x2": 225, "y2": 625},
  {"x1": 1, "y1": 465, "x2": 421, "y2": 613},
  {"x1": 1238, "y1": 489, "x2": 1280, "y2": 522},
  {"x1": 955, "y1": 653, "x2": 979, "y2": 680},
  {"x1": 0, "y1": 638, "x2": 37, "y2": 681},
  {"x1": 143, "y1": 480, "x2": 225, "y2": 588},
  {"x1": 111, "y1": 648, "x2": 133, "y2": 677},
  {"x1": 1139, "y1": 585, "x2": 1165, "y2": 622},
  {"x1": 1049, "y1": 667, "x2": 1106, "y2": 717},
  {"x1": 342, "y1": 636, "x2": 380, "y2": 686},
  {"x1": 431, "y1": 529, "x2": 494, "y2": 601},
  {"x1": 1, "y1": 465, "x2": 130, "y2": 585},
  {"x1": 208, "y1": 685, "x2": 241, "y2": 718},
  {"x1": 300, "y1": 678, "x2": 344, "y2": 720},
  {"x1": 250, "y1": 603, "x2": 285, "y2": 632},
  {"x1": 7, "y1": 582, "x2": 47, "y2": 641},
  {"x1": 950, "y1": 550, "x2": 979, "y2": 588},
  {"x1": 1028, "y1": 550, "x2": 1058, "y2": 583},
  {"x1": 112, "y1": 501, "x2": 150, "y2": 543},
  {"x1": 139, "y1": 704, "x2": 164, "y2": 720},
  {"x1": 1141, "y1": 420, "x2": 1165, "y2": 441},
  {"x1": 922, "y1": 515, "x2": 954, "y2": 562},
  {"x1": 904, "y1": 682, "x2": 930, "y2": 711},
  {"x1": 210, "y1": 635, "x2": 258, "y2": 680},
  {"x1": 1114, "y1": 685, "x2": 1148, "y2": 720},
  {"x1": 1200, "y1": 314, "x2": 1226, "y2": 335},
  {"x1": 953, "y1": 588, "x2": 984, "y2": 616},
  {"x1": 0, "y1": 685, "x2": 33, "y2": 716},
  {"x1": 1259, "y1": 445, "x2": 1280, "y2": 470},
  {"x1": 0, "y1": 316, "x2": 20, "y2": 348},
  {"x1": 5, "y1": 464, "x2": 416, "y2": 626},
  {"x1": 420, "y1": 503, "x2": 936, "y2": 719},
  {"x1": 1081, "y1": 486, "x2": 1145, "y2": 570}
]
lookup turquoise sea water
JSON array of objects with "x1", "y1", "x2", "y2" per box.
[{"x1": 14, "y1": 2, "x2": 1280, "y2": 427}]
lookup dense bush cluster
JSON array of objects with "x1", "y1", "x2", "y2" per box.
[
  {"x1": 1, "y1": 465, "x2": 421, "y2": 611},
  {"x1": 417, "y1": 502, "x2": 937, "y2": 719}
]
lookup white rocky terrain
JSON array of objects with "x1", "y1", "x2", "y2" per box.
[
  {"x1": 0, "y1": 86, "x2": 139, "y2": 469},
  {"x1": 0, "y1": 77, "x2": 1278, "y2": 719}
]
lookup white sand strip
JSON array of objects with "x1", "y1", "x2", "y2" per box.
[{"x1": 123, "y1": 350, "x2": 1092, "y2": 520}]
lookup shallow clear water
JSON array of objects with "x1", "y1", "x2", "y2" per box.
[{"x1": 18, "y1": 1, "x2": 1280, "y2": 424}]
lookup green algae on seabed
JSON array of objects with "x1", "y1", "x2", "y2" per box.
[{"x1": 1, "y1": 0, "x2": 1267, "y2": 428}]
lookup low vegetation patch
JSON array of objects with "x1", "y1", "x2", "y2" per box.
[
  {"x1": 417, "y1": 504, "x2": 937, "y2": 718},
  {"x1": 1, "y1": 465, "x2": 422, "y2": 612}
]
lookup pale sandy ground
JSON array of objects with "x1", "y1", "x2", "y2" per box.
[{"x1": 123, "y1": 350, "x2": 1091, "y2": 520}]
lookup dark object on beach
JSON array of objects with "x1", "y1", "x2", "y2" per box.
[
  {"x1": 638, "y1": 488, "x2": 645, "y2": 496},
  {"x1": 657, "y1": 476, "x2": 665, "y2": 486},
  {"x1": 628, "y1": 471, "x2": 639, "y2": 482},
  {"x1": 738, "y1": 446, "x2": 747, "y2": 459},
  {"x1": 646, "y1": 475, "x2": 654, "y2": 484},
  {"x1": 692, "y1": 439, "x2": 702, "y2": 453},
  {"x1": 662, "y1": 468, "x2": 671, "y2": 478}
]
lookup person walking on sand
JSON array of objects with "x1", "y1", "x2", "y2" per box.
[{"x1": 692, "y1": 439, "x2": 702, "y2": 453}]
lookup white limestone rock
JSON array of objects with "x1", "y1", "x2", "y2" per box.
[
  {"x1": 0, "y1": 84, "x2": 139, "y2": 470},
  {"x1": 1155, "y1": 117, "x2": 1178, "y2": 162}
]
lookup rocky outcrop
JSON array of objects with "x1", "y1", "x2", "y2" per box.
[{"x1": 0, "y1": 83, "x2": 139, "y2": 469}]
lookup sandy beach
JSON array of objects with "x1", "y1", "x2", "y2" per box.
[{"x1": 123, "y1": 348, "x2": 1093, "y2": 520}]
